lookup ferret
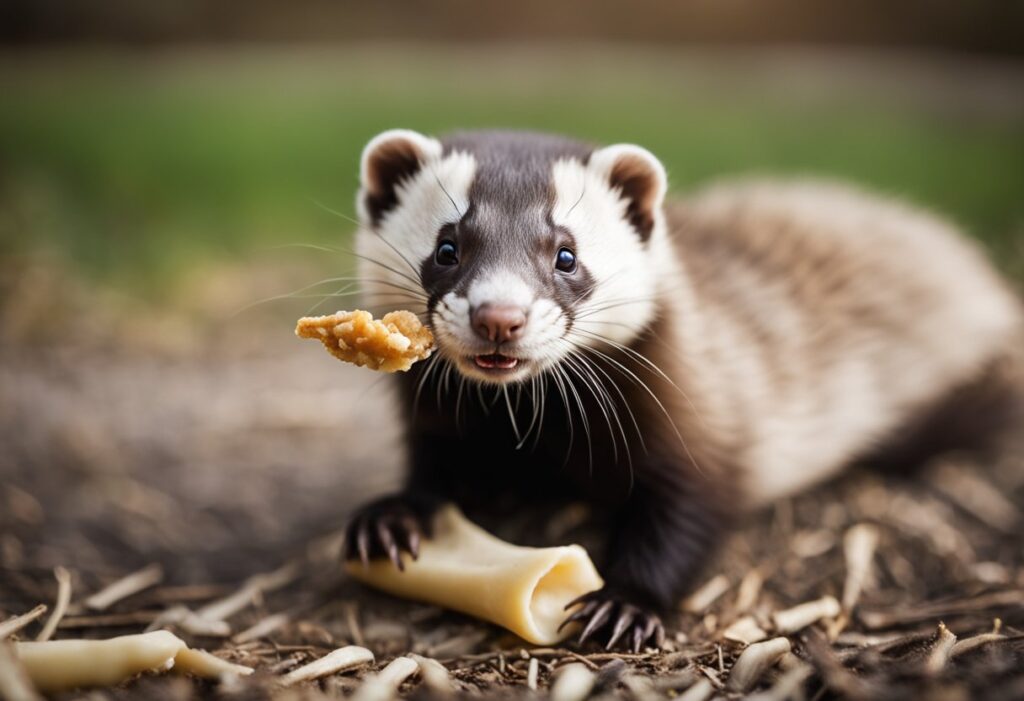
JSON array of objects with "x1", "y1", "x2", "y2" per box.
[{"x1": 345, "y1": 129, "x2": 1023, "y2": 651}]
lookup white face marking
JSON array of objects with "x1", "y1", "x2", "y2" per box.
[
  {"x1": 355, "y1": 144, "x2": 475, "y2": 318},
  {"x1": 550, "y1": 156, "x2": 662, "y2": 347},
  {"x1": 466, "y1": 271, "x2": 533, "y2": 309}
]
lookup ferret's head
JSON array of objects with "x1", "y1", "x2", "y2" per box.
[{"x1": 355, "y1": 129, "x2": 671, "y2": 385}]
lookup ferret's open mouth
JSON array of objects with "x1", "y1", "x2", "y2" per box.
[{"x1": 474, "y1": 353, "x2": 519, "y2": 371}]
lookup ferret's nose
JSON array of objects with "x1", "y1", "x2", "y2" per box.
[{"x1": 471, "y1": 303, "x2": 527, "y2": 344}]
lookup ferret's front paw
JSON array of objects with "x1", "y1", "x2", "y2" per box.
[
  {"x1": 560, "y1": 588, "x2": 665, "y2": 652},
  {"x1": 343, "y1": 495, "x2": 436, "y2": 571}
]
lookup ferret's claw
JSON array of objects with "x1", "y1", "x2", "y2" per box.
[
  {"x1": 564, "y1": 591, "x2": 591, "y2": 611},
  {"x1": 605, "y1": 605, "x2": 636, "y2": 650},
  {"x1": 578, "y1": 600, "x2": 614, "y2": 644},
  {"x1": 561, "y1": 588, "x2": 664, "y2": 652},
  {"x1": 630, "y1": 626, "x2": 644, "y2": 654},
  {"x1": 356, "y1": 518, "x2": 370, "y2": 567},
  {"x1": 343, "y1": 495, "x2": 432, "y2": 571},
  {"x1": 404, "y1": 521, "x2": 421, "y2": 560},
  {"x1": 376, "y1": 521, "x2": 403, "y2": 571},
  {"x1": 558, "y1": 600, "x2": 598, "y2": 632}
]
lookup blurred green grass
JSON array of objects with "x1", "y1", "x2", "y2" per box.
[{"x1": 1, "y1": 49, "x2": 1022, "y2": 296}]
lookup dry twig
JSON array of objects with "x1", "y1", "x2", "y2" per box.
[
  {"x1": 772, "y1": 596, "x2": 840, "y2": 634},
  {"x1": 279, "y1": 645, "x2": 374, "y2": 686},
  {"x1": 0, "y1": 605, "x2": 47, "y2": 641},
  {"x1": 84, "y1": 564, "x2": 164, "y2": 611},
  {"x1": 550, "y1": 663, "x2": 596, "y2": 701},
  {"x1": 35, "y1": 567, "x2": 71, "y2": 642},
  {"x1": 0, "y1": 642, "x2": 42, "y2": 701},
  {"x1": 727, "y1": 637, "x2": 791, "y2": 692}
]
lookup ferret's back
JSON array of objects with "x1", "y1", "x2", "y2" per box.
[{"x1": 666, "y1": 179, "x2": 1022, "y2": 503}]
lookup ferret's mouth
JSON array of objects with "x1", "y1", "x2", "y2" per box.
[{"x1": 474, "y1": 353, "x2": 519, "y2": 371}]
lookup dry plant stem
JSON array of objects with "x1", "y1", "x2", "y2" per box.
[
  {"x1": 859, "y1": 590, "x2": 1024, "y2": 629},
  {"x1": 351, "y1": 656, "x2": 420, "y2": 701},
  {"x1": 36, "y1": 566, "x2": 71, "y2": 642},
  {"x1": 344, "y1": 602, "x2": 366, "y2": 647},
  {"x1": 59, "y1": 611, "x2": 160, "y2": 630},
  {"x1": 550, "y1": 663, "x2": 596, "y2": 701},
  {"x1": 345, "y1": 505, "x2": 603, "y2": 645},
  {"x1": 924, "y1": 623, "x2": 957, "y2": 674},
  {"x1": 233, "y1": 612, "x2": 291, "y2": 643},
  {"x1": 772, "y1": 596, "x2": 841, "y2": 634},
  {"x1": 0, "y1": 642, "x2": 42, "y2": 701},
  {"x1": 13, "y1": 631, "x2": 252, "y2": 693},
  {"x1": 745, "y1": 661, "x2": 813, "y2": 701},
  {"x1": 722, "y1": 616, "x2": 768, "y2": 645},
  {"x1": 173, "y1": 648, "x2": 254, "y2": 678},
  {"x1": 734, "y1": 570, "x2": 764, "y2": 614},
  {"x1": 196, "y1": 562, "x2": 300, "y2": 623},
  {"x1": 408, "y1": 654, "x2": 452, "y2": 691},
  {"x1": 279, "y1": 645, "x2": 374, "y2": 686},
  {"x1": 527, "y1": 657, "x2": 539, "y2": 690},
  {"x1": 676, "y1": 678, "x2": 714, "y2": 701},
  {"x1": 841, "y1": 524, "x2": 878, "y2": 612},
  {"x1": 85, "y1": 564, "x2": 164, "y2": 611},
  {"x1": 376, "y1": 656, "x2": 420, "y2": 686},
  {"x1": 622, "y1": 673, "x2": 661, "y2": 701},
  {"x1": 682, "y1": 575, "x2": 730, "y2": 614},
  {"x1": 727, "y1": 637, "x2": 792, "y2": 692},
  {"x1": 146, "y1": 606, "x2": 231, "y2": 637},
  {"x1": 950, "y1": 632, "x2": 1004, "y2": 658},
  {"x1": 0, "y1": 605, "x2": 47, "y2": 640}
]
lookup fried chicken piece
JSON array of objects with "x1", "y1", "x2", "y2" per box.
[{"x1": 295, "y1": 310, "x2": 434, "y2": 373}]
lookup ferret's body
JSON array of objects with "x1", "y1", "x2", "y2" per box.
[
  {"x1": 665, "y1": 181, "x2": 1022, "y2": 505},
  {"x1": 346, "y1": 129, "x2": 1022, "y2": 650}
]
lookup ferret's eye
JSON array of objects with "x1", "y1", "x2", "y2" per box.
[
  {"x1": 435, "y1": 240, "x2": 458, "y2": 266},
  {"x1": 555, "y1": 247, "x2": 577, "y2": 273}
]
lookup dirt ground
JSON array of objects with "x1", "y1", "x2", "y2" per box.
[{"x1": 1, "y1": 259, "x2": 1023, "y2": 701}]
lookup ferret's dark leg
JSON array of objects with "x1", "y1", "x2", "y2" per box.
[
  {"x1": 343, "y1": 422, "x2": 456, "y2": 570},
  {"x1": 564, "y1": 464, "x2": 728, "y2": 651}
]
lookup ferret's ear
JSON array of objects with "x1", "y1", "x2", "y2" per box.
[
  {"x1": 359, "y1": 129, "x2": 442, "y2": 225},
  {"x1": 588, "y1": 144, "x2": 667, "y2": 241}
]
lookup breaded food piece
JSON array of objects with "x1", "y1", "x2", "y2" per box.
[{"x1": 295, "y1": 310, "x2": 434, "y2": 373}]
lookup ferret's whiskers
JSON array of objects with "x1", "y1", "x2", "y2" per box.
[
  {"x1": 556, "y1": 363, "x2": 593, "y2": 474},
  {"x1": 575, "y1": 350, "x2": 635, "y2": 479},
  {"x1": 344, "y1": 249, "x2": 425, "y2": 291},
  {"x1": 548, "y1": 365, "x2": 577, "y2": 467},
  {"x1": 515, "y1": 375, "x2": 542, "y2": 451},
  {"x1": 560, "y1": 351, "x2": 623, "y2": 469},
  {"x1": 563, "y1": 178, "x2": 587, "y2": 220},
  {"x1": 577, "y1": 346, "x2": 646, "y2": 456},
  {"x1": 304, "y1": 283, "x2": 359, "y2": 315},
  {"x1": 532, "y1": 373, "x2": 548, "y2": 452},
  {"x1": 454, "y1": 374, "x2": 467, "y2": 434},
  {"x1": 311, "y1": 198, "x2": 422, "y2": 280},
  {"x1": 475, "y1": 382, "x2": 490, "y2": 416},
  {"x1": 413, "y1": 353, "x2": 442, "y2": 419},
  {"x1": 567, "y1": 332, "x2": 705, "y2": 478},
  {"x1": 571, "y1": 327, "x2": 709, "y2": 432},
  {"x1": 560, "y1": 343, "x2": 636, "y2": 477},
  {"x1": 502, "y1": 385, "x2": 523, "y2": 445},
  {"x1": 431, "y1": 171, "x2": 463, "y2": 220},
  {"x1": 438, "y1": 358, "x2": 455, "y2": 410},
  {"x1": 233, "y1": 275, "x2": 423, "y2": 317},
  {"x1": 574, "y1": 295, "x2": 660, "y2": 320}
]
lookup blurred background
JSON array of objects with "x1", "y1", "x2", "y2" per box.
[{"x1": 2, "y1": 0, "x2": 1023, "y2": 610}]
